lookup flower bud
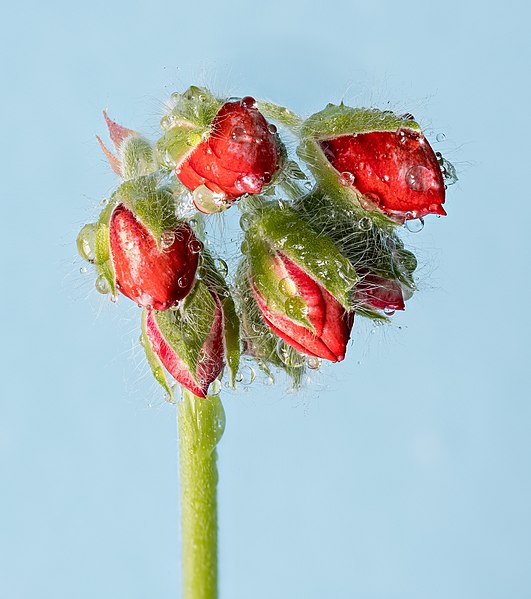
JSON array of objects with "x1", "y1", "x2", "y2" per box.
[
  {"x1": 143, "y1": 291, "x2": 224, "y2": 399},
  {"x1": 109, "y1": 204, "x2": 199, "y2": 310},
  {"x1": 300, "y1": 104, "x2": 449, "y2": 221},
  {"x1": 354, "y1": 272, "x2": 405, "y2": 312},
  {"x1": 245, "y1": 205, "x2": 357, "y2": 362},
  {"x1": 159, "y1": 90, "x2": 279, "y2": 208}
]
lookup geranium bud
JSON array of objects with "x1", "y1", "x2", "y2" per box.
[
  {"x1": 176, "y1": 99, "x2": 279, "y2": 206},
  {"x1": 109, "y1": 204, "x2": 199, "y2": 310},
  {"x1": 354, "y1": 273, "x2": 405, "y2": 312},
  {"x1": 251, "y1": 252, "x2": 354, "y2": 362},
  {"x1": 320, "y1": 128, "x2": 446, "y2": 220},
  {"x1": 143, "y1": 289, "x2": 225, "y2": 398}
]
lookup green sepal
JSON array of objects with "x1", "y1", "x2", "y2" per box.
[
  {"x1": 198, "y1": 252, "x2": 240, "y2": 387},
  {"x1": 114, "y1": 176, "x2": 179, "y2": 250},
  {"x1": 168, "y1": 86, "x2": 223, "y2": 129},
  {"x1": 157, "y1": 125, "x2": 207, "y2": 167},
  {"x1": 300, "y1": 103, "x2": 421, "y2": 140},
  {"x1": 256, "y1": 100, "x2": 303, "y2": 133},
  {"x1": 235, "y1": 260, "x2": 305, "y2": 388},
  {"x1": 153, "y1": 281, "x2": 217, "y2": 382},
  {"x1": 94, "y1": 198, "x2": 116, "y2": 295},
  {"x1": 356, "y1": 307, "x2": 391, "y2": 323},
  {"x1": 252, "y1": 205, "x2": 359, "y2": 310},
  {"x1": 140, "y1": 310, "x2": 174, "y2": 400},
  {"x1": 120, "y1": 135, "x2": 157, "y2": 179}
]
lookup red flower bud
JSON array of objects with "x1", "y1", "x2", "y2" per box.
[
  {"x1": 109, "y1": 204, "x2": 199, "y2": 310},
  {"x1": 176, "y1": 98, "x2": 279, "y2": 203},
  {"x1": 320, "y1": 128, "x2": 446, "y2": 220},
  {"x1": 251, "y1": 253, "x2": 353, "y2": 362},
  {"x1": 354, "y1": 273, "x2": 405, "y2": 312},
  {"x1": 144, "y1": 294, "x2": 224, "y2": 398}
]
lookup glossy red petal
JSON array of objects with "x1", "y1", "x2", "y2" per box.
[
  {"x1": 176, "y1": 100, "x2": 279, "y2": 200},
  {"x1": 355, "y1": 273, "x2": 405, "y2": 311},
  {"x1": 320, "y1": 129, "x2": 445, "y2": 219},
  {"x1": 145, "y1": 310, "x2": 207, "y2": 398},
  {"x1": 109, "y1": 205, "x2": 199, "y2": 310}
]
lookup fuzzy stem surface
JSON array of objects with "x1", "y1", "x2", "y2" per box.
[{"x1": 178, "y1": 388, "x2": 225, "y2": 599}]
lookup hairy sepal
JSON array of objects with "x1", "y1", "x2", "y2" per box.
[{"x1": 140, "y1": 310, "x2": 174, "y2": 400}]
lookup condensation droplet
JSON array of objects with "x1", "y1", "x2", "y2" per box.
[
  {"x1": 210, "y1": 379, "x2": 222, "y2": 396},
  {"x1": 436, "y1": 133, "x2": 446, "y2": 142},
  {"x1": 160, "y1": 115, "x2": 172, "y2": 130},
  {"x1": 279, "y1": 277, "x2": 297, "y2": 297},
  {"x1": 240, "y1": 240, "x2": 249, "y2": 254},
  {"x1": 95, "y1": 274, "x2": 110, "y2": 295},
  {"x1": 188, "y1": 238, "x2": 203, "y2": 254},
  {"x1": 275, "y1": 340, "x2": 306, "y2": 368},
  {"x1": 110, "y1": 295, "x2": 118, "y2": 304},
  {"x1": 160, "y1": 230, "x2": 176, "y2": 250},
  {"x1": 267, "y1": 123, "x2": 277, "y2": 134},
  {"x1": 216, "y1": 258, "x2": 229, "y2": 277},
  {"x1": 405, "y1": 165, "x2": 432, "y2": 192},
  {"x1": 239, "y1": 214, "x2": 252, "y2": 231},
  {"x1": 77, "y1": 223, "x2": 97, "y2": 263},
  {"x1": 193, "y1": 185, "x2": 226, "y2": 214},
  {"x1": 99, "y1": 198, "x2": 109, "y2": 207},
  {"x1": 285, "y1": 297, "x2": 307, "y2": 320},
  {"x1": 231, "y1": 126, "x2": 247, "y2": 142},
  {"x1": 235, "y1": 365, "x2": 256, "y2": 386},
  {"x1": 240, "y1": 96, "x2": 256, "y2": 109},
  {"x1": 307, "y1": 356, "x2": 322, "y2": 370},
  {"x1": 235, "y1": 173, "x2": 262, "y2": 194},
  {"x1": 358, "y1": 216, "x2": 373, "y2": 231},
  {"x1": 405, "y1": 217, "x2": 425, "y2": 233},
  {"x1": 79, "y1": 266, "x2": 88, "y2": 275},
  {"x1": 383, "y1": 307, "x2": 395, "y2": 316},
  {"x1": 339, "y1": 171, "x2": 356, "y2": 186}
]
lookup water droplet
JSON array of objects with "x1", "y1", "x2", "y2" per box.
[
  {"x1": 275, "y1": 340, "x2": 306, "y2": 368},
  {"x1": 79, "y1": 266, "x2": 88, "y2": 275},
  {"x1": 235, "y1": 173, "x2": 263, "y2": 194},
  {"x1": 210, "y1": 379, "x2": 222, "y2": 396},
  {"x1": 339, "y1": 171, "x2": 356, "y2": 186},
  {"x1": 405, "y1": 217, "x2": 425, "y2": 233},
  {"x1": 95, "y1": 274, "x2": 110, "y2": 295},
  {"x1": 214, "y1": 259, "x2": 227, "y2": 277},
  {"x1": 193, "y1": 184, "x2": 226, "y2": 213},
  {"x1": 240, "y1": 96, "x2": 256, "y2": 109},
  {"x1": 235, "y1": 365, "x2": 256, "y2": 386},
  {"x1": 99, "y1": 198, "x2": 109, "y2": 207},
  {"x1": 383, "y1": 306, "x2": 395, "y2": 316},
  {"x1": 160, "y1": 115, "x2": 172, "y2": 130},
  {"x1": 231, "y1": 126, "x2": 247, "y2": 142},
  {"x1": 188, "y1": 238, "x2": 203, "y2": 254},
  {"x1": 358, "y1": 216, "x2": 373, "y2": 231},
  {"x1": 267, "y1": 123, "x2": 277, "y2": 134},
  {"x1": 239, "y1": 214, "x2": 253, "y2": 231},
  {"x1": 178, "y1": 275, "x2": 189, "y2": 288},
  {"x1": 401, "y1": 113, "x2": 415, "y2": 121},
  {"x1": 279, "y1": 277, "x2": 297, "y2": 297},
  {"x1": 77, "y1": 223, "x2": 97, "y2": 263},
  {"x1": 307, "y1": 356, "x2": 322, "y2": 370},
  {"x1": 436, "y1": 133, "x2": 446, "y2": 142},
  {"x1": 110, "y1": 295, "x2": 118, "y2": 304},
  {"x1": 405, "y1": 165, "x2": 432, "y2": 192},
  {"x1": 240, "y1": 240, "x2": 249, "y2": 254},
  {"x1": 160, "y1": 230, "x2": 176, "y2": 250},
  {"x1": 285, "y1": 297, "x2": 307, "y2": 319}
]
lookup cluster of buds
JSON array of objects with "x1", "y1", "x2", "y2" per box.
[{"x1": 78, "y1": 86, "x2": 456, "y2": 397}]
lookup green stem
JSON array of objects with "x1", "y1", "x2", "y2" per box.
[{"x1": 178, "y1": 388, "x2": 225, "y2": 599}]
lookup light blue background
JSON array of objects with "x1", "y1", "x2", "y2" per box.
[{"x1": 1, "y1": 1, "x2": 530, "y2": 597}]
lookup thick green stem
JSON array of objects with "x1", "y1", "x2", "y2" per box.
[{"x1": 178, "y1": 389, "x2": 225, "y2": 599}]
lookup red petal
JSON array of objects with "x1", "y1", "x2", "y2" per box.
[
  {"x1": 176, "y1": 100, "x2": 279, "y2": 200},
  {"x1": 320, "y1": 129, "x2": 445, "y2": 219},
  {"x1": 146, "y1": 310, "x2": 206, "y2": 398},
  {"x1": 355, "y1": 273, "x2": 405, "y2": 311},
  {"x1": 109, "y1": 205, "x2": 199, "y2": 310}
]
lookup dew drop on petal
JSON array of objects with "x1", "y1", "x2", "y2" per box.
[
  {"x1": 231, "y1": 126, "x2": 247, "y2": 142},
  {"x1": 188, "y1": 238, "x2": 203, "y2": 254},
  {"x1": 240, "y1": 96, "x2": 256, "y2": 109},
  {"x1": 405, "y1": 217, "x2": 425, "y2": 233},
  {"x1": 405, "y1": 165, "x2": 432, "y2": 192},
  {"x1": 95, "y1": 274, "x2": 110, "y2": 295}
]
